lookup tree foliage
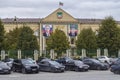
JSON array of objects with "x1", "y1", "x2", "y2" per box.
[
  {"x1": 17, "y1": 25, "x2": 39, "y2": 50},
  {"x1": 0, "y1": 19, "x2": 5, "y2": 50},
  {"x1": 5, "y1": 27, "x2": 21, "y2": 50},
  {"x1": 97, "y1": 16, "x2": 120, "y2": 56},
  {"x1": 76, "y1": 28, "x2": 97, "y2": 50},
  {"x1": 46, "y1": 29, "x2": 69, "y2": 57}
]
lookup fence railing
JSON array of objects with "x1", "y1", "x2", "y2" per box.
[{"x1": 0, "y1": 49, "x2": 119, "y2": 60}]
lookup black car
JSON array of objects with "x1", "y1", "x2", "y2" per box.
[
  {"x1": 38, "y1": 59, "x2": 65, "y2": 73},
  {"x1": 0, "y1": 61, "x2": 11, "y2": 74},
  {"x1": 110, "y1": 64, "x2": 120, "y2": 74},
  {"x1": 2, "y1": 58, "x2": 14, "y2": 68},
  {"x1": 73, "y1": 60, "x2": 89, "y2": 71},
  {"x1": 56, "y1": 57, "x2": 89, "y2": 71},
  {"x1": 83, "y1": 59, "x2": 109, "y2": 70},
  {"x1": 12, "y1": 59, "x2": 39, "y2": 74}
]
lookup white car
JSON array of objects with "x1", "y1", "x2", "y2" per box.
[{"x1": 97, "y1": 56, "x2": 110, "y2": 64}]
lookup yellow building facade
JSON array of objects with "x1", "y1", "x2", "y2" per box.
[{"x1": 2, "y1": 8, "x2": 120, "y2": 56}]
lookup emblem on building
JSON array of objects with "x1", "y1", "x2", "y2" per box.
[{"x1": 57, "y1": 12, "x2": 63, "y2": 19}]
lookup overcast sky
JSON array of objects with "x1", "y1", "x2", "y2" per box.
[{"x1": 0, "y1": 0, "x2": 120, "y2": 20}]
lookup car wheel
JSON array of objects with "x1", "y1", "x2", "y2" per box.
[
  {"x1": 12, "y1": 67, "x2": 16, "y2": 72},
  {"x1": 22, "y1": 68, "x2": 26, "y2": 74},
  {"x1": 8, "y1": 71, "x2": 11, "y2": 74},
  {"x1": 75, "y1": 67, "x2": 79, "y2": 72},
  {"x1": 35, "y1": 70, "x2": 39, "y2": 73},
  {"x1": 114, "y1": 70, "x2": 120, "y2": 74}
]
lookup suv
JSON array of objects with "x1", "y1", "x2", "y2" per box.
[{"x1": 12, "y1": 59, "x2": 39, "y2": 74}]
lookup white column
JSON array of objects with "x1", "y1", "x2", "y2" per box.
[
  {"x1": 40, "y1": 23, "x2": 42, "y2": 56},
  {"x1": 1, "y1": 50, "x2": 5, "y2": 60},
  {"x1": 18, "y1": 50, "x2": 21, "y2": 59},
  {"x1": 34, "y1": 50, "x2": 38, "y2": 61},
  {"x1": 97, "y1": 48, "x2": 101, "y2": 57},
  {"x1": 118, "y1": 50, "x2": 120, "y2": 57},
  {"x1": 104, "y1": 48, "x2": 108, "y2": 57},
  {"x1": 82, "y1": 49, "x2": 86, "y2": 58}
]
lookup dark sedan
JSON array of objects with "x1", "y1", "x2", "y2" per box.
[
  {"x1": 56, "y1": 57, "x2": 89, "y2": 71},
  {"x1": 12, "y1": 59, "x2": 39, "y2": 74},
  {"x1": 0, "y1": 61, "x2": 11, "y2": 74},
  {"x1": 110, "y1": 64, "x2": 120, "y2": 74},
  {"x1": 73, "y1": 60, "x2": 89, "y2": 71},
  {"x1": 83, "y1": 59, "x2": 109, "y2": 70},
  {"x1": 38, "y1": 59, "x2": 65, "y2": 73}
]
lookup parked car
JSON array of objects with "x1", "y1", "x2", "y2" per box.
[
  {"x1": 97, "y1": 56, "x2": 110, "y2": 64},
  {"x1": 83, "y1": 58, "x2": 109, "y2": 70},
  {"x1": 110, "y1": 58, "x2": 120, "y2": 66},
  {"x1": 110, "y1": 64, "x2": 120, "y2": 74},
  {"x1": 0, "y1": 61, "x2": 11, "y2": 74},
  {"x1": 56, "y1": 57, "x2": 89, "y2": 71},
  {"x1": 37, "y1": 59, "x2": 65, "y2": 73},
  {"x1": 73, "y1": 60, "x2": 89, "y2": 71},
  {"x1": 12, "y1": 59, "x2": 39, "y2": 74},
  {"x1": 2, "y1": 58, "x2": 14, "y2": 68}
]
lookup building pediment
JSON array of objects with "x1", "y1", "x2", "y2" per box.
[{"x1": 42, "y1": 8, "x2": 78, "y2": 23}]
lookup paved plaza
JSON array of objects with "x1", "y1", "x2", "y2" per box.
[{"x1": 0, "y1": 70, "x2": 120, "y2": 80}]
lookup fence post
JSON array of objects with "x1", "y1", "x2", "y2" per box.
[
  {"x1": 1, "y1": 50, "x2": 5, "y2": 60},
  {"x1": 118, "y1": 50, "x2": 120, "y2": 57},
  {"x1": 104, "y1": 48, "x2": 108, "y2": 56},
  {"x1": 82, "y1": 49, "x2": 86, "y2": 58},
  {"x1": 18, "y1": 49, "x2": 21, "y2": 59},
  {"x1": 34, "y1": 50, "x2": 38, "y2": 61},
  {"x1": 50, "y1": 49, "x2": 54, "y2": 59},
  {"x1": 97, "y1": 48, "x2": 101, "y2": 57}
]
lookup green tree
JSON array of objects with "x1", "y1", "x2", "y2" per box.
[
  {"x1": 17, "y1": 26, "x2": 39, "y2": 50},
  {"x1": 5, "y1": 27, "x2": 21, "y2": 50},
  {"x1": 46, "y1": 29, "x2": 69, "y2": 57},
  {"x1": 0, "y1": 19, "x2": 5, "y2": 50},
  {"x1": 97, "y1": 16, "x2": 120, "y2": 56},
  {"x1": 76, "y1": 28, "x2": 97, "y2": 56}
]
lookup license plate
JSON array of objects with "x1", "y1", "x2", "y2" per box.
[{"x1": 4, "y1": 70, "x2": 8, "y2": 72}]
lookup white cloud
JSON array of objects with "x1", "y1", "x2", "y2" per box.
[{"x1": 0, "y1": 0, "x2": 120, "y2": 20}]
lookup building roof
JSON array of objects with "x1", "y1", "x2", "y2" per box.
[
  {"x1": 2, "y1": 18, "x2": 41, "y2": 23},
  {"x1": 1, "y1": 18, "x2": 120, "y2": 24}
]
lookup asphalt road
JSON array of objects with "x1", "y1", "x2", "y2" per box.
[{"x1": 0, "y1": 70, "x2": 120, "y2": 80}]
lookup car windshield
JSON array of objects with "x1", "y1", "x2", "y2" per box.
[
  {"x1": 22, "y1": 59, "x2": 33, "y2": 64},
  {"x1": 74, "y1": 60, "x2": 84, "y2": 66},
  {"x1": 49, "y1": 61, "x2": 61, "y2": 66}
]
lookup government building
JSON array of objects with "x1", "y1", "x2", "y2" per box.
[{"x1": 1, "y1": 8, "x2": 120, "y2": 56}]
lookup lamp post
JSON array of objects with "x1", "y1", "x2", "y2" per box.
[{"x1": 14, "y1": 16, "x2": 18, "y2": 27}]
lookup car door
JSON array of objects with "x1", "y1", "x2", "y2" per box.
[
  {"x1": 39, "y1": 61, "x2": 50, "y2": 71},
  {"x1": 83, "y1": 60, "x2": 93, "y2": 69}
]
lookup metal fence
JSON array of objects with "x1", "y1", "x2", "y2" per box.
[{"x1": 0, "y1": 49, "x2": 119, "y2": 60}]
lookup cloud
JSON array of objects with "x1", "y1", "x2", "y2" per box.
[{"x1": 0, "y1": 0, "x2": 120, "y2": 20}]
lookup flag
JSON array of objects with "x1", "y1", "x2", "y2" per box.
[{"x1": 59, "y1": 2, "x2": 63, "y2": 6}]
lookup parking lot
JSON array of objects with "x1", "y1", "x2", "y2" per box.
[{"x1": 0, "y1": 70, "x2": 120, "y2": 80}]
